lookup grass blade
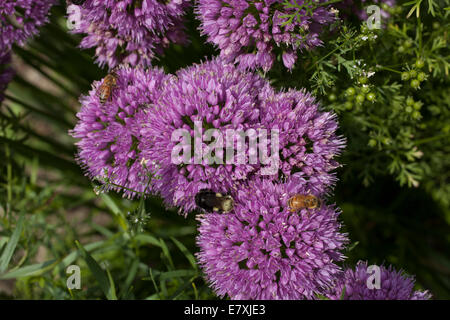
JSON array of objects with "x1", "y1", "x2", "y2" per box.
[
  {"x1": 75, "y1": 240, "x2": 118, "y2": 300},
  {"x1": 159, "y1": 238, "x2": 174, "y2": 270},
  {"x1": 0, "y1": 259, "x2": 58, "y2": 280},
  {"x1": 170, "y1": 237, "x2": 198, "y2": 270},
  {"x1": 158, "y1": 269, "x2": 198, "y2": 281},
  {"x1": 120, "y1": 259, "x2": 139, "y2": 299},
  {"x1": 133, "y1": 234, "x2": 162, "y2": 248},
  {"x1": 0, "y1": 211, "x2": 25, "y2": 273}
]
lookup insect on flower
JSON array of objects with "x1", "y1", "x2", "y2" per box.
[
  {"x1": 288, "y1": 194, "x2": 321, "y2": 212},
  {"x1": 97, "y1": 71, "x2": 118, "y2": 104},
  {"x1": 195, "y1": 189, "x2": 235, "y2": 213}
]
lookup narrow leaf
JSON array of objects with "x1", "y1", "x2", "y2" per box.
[
  {"x1": 0, "y1": 211, "x2": 25, "y2": 273},
  {"x1": 75, "y1": 241, "x2": 117, "y2": 300}
]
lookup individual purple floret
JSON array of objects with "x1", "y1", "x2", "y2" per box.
[
  {"x1": 67, "y1": 0, "x2": 190, "y2": 69},
  {"x1": 196, "y1": 0, "x2": 337, "y2": 71},
  {"x1": 0, "y1": 52, "x2": 14, "y2": 103},
  {"x1": 139, "y1": 58, "x2": 270, "y2": 215},
  {"x1": 70, "y1": 66, "x2": 169, "y2": 198},
  {"x1": 328, "y1": 261, "x2": 432, "y2": 300},
  {"x1": 196, "y1": 178, "x2": 348, "y2": 300},
  {"x1": 258, "y1": 88, "x2": 346, "y2": 195},
  {"x1": 0, "y1": 0, "x2": 56, "y2": 52}
]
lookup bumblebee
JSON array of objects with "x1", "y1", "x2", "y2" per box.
[
  {"x1": 288, "y1": 194, "x2": 321, "y2": 212},
  {"x1": 97, "y1": 72, "x2": 118, "y2": 104},
  {"x1": 195, "y1": 189, "x2": 234, "y2": 213}
]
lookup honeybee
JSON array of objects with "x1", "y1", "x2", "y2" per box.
[
  {"x1": 97, "y1": 72, "x2": 118, "y2": 104},
  {"x1": 288, "y1": 194, "x2": 321, "y2": 212},
  {"x1": 195, "y1": 189, "x2": 235, "y2": 213}
]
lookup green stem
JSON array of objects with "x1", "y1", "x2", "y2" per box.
[
  {"x1": 417, "y1": 16, "x2": 423, "y2": 55},
  {"x1": 306, "y1": 41, "x2": 346, "y2": 72},
  {"x1": 107, "y1": 182, "x2": 143, "y2": 195},
  {"x1": 318, "y1": 0, "x2": 344, "y2": 7},
  {"x1": 414, "y1": 133, "x2": 450, "y2": 146},
  {"x1": 5, "y1": 144, "x2": 12, "y2": 217},
  {"x1": 377, "y1": 66, "x2": 402, "y2": 74},
  {"x1": 106, "y1": 170, "x2": 154, "y2": 196}
]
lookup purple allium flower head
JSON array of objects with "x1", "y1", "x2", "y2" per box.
[
  {"x1": 0, "y1": 0, "x2": 56, "y2": 52},
  {"x1": 71, "y1": 66, "x2": 169, "y2": 198},
  {"x1": 139, "y1": 58, "x2": 270, "y2": 214},
  {"x1": 0, "y1": 0, "x2": 56, "y2": 53},
  {"x1": 68, "y1": 0, "x2": 190, "y2": 69},
  {"x1": 196, "y1": 178, "x2": 348, "y2": 299},
  {"x1": 258, "y1": 88, "x2": 345, "y2": 194},
  {"x1": 138, "y1": 58, "x2": 345, "y2": 214},
  {"x1": 329, "y1": 261, "x2": 432, "y2": 300},
  {"x1": 196, "y1": 0, "x2": 336, "y2": 71},
  {"x1": 0, "y1": 52, "x2": 14, "y2": 103}
]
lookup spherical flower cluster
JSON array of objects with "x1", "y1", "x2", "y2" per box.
[
  {"x1": 196, "y1": 178, "x2": 348, "y2": 299},
  {"x1": 0, "y1": 52, "x2": 14, "y2": 103},
  {"x1": 71, "y1": 66, "x2": 169, "y2": 198},
  {"x1": 329, "y1": 261, "x2": 432, "y2": 300},
  {"x1": 68, "y1": 0, "x2": 190, "y2": 69},
  {"x1": 0, "y1": 0, "x2": 56, "y2": 52},
  {"x1": 136, "y1": 59, "x2": 344, "y2": 214},
  {"x1": 196, "y1": 0, "x2": 336, "y2": 71},
  {"x1": 139, "y1": 59, "x2": 270, "y2": 214},
  {"x1": 259, "y1": 88, "x2": 345, "y2": 194}
]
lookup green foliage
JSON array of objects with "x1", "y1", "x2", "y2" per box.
[
  {"x1": 0, "y1": 1, "x2": 449, "y2": 300},
  {"x1": 270, "y1": 0, "x2": 450, "y2": 210}
]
